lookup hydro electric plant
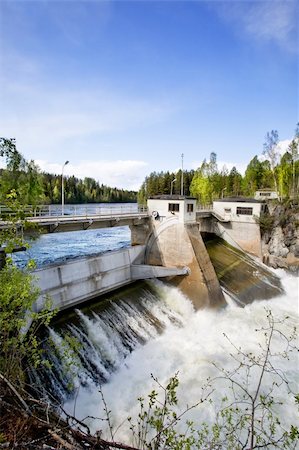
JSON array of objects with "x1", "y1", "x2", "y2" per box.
[{"x1": 0, "y1": 196, "x2": 283, "y2": 314}]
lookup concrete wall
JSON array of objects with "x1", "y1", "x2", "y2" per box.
[
  {"x1": 145, "y1": 217, "x2": 225, "y2": 309},
  {"x1": 33, "y1": 244, "x2": 189, "y2": 314},
  {"x1": 255, "y1": 190, "x2": 278, "y2": 200},
  {"x1": 34, "y1": 246, "x2": 146, "y2": 313},
  {"x1": 213, "y1": 200, "x2": 262, "y2": 222},
  {"x1": 130, "y1": 221, "x2": 152, "y2": 246},
  {"x1": 215, "y1": 221, "x2": 262, "y2": 257},
  {"x1": 147, "y1": 198, "x2": 197, "y2": 223},
  {"x1": 212, "y1": 200, "x2": 263, "y2": 257}
]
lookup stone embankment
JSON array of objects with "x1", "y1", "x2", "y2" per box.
[{"x1": 261, "y1": 202, "x2": 299, "y2": 273}]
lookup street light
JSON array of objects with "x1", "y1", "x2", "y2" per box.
[
  {"x1": 61, "y1": 160, "x2": 69, "y2": 216},
  {"x1": 181, "y1": 153, "x2": 184, "y2": 196},
  {"x1": 170, "y1": 178, "x2": 177, "y2": 196}
]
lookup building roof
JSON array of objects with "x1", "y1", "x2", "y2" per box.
[
  {"x1": 148, "y1": 195, "x2": 197, "y2": 200},
  {"x1": 214, "y1": 197, "x2": 264, "y2": 203},
  {"x1": 255, "y1": 188, "x2": 277, "y2": 192}
]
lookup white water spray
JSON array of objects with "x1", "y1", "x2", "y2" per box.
[{"x1": 63, "y1": 270, "x2": 298, "y2": 445}]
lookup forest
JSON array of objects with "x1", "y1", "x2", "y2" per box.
[
  {"x1": 0, "y1": 138, "x2": 137, "y2": 205},
  {"x1": 138, "y1": 126, "x2": 299, "y2": 205},
  {"x1": 1, "y1": 125, "x2": 298, "y2": 208}
]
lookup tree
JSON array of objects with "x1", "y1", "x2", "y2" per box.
[
  {"x1": 0, "y1": 194, "x2": 56, "y2": 393},
  {"x1": 190, "y1": 153, "x2": 221, "y2": 204},
  {"x1": 277, "y1": 151, "x2": 293, "y2": 198},
  {"x1": 0, "y1": 138, "x2": 55, "y2": 387},
  {"x1": 227, "y1": 166, "x2": 242, "y2": 196},
  {"x1": 288, "y1": 123, "x2": 299, "y2": 199},
  {"x1": 0, "y1": 137, "x2": 24, "y2": 171},
  {"x1": 0, "y1": 138, "x2": 45, "y2": 206},
  {"x1": 190, "y1": 170, "x2": 212, "y2": 205},
  {"x1": 243, "y1": 156, "x2": 272, "y2": 196},
  {"x1": 263, "y1": 130, "x2": 280, "y2": 200}
]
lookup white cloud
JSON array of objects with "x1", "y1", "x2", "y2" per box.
[
  {"x1": 0, "y1": 76, "x2": 176, "y2": 170},
  {"x1": 276, "y1": 139, "x2": 292, "y2": 156},
  {"x1": 35, "y1": 159, "x2": 149, "y2": 191},
  {"x1": 211, "y1": 1, "x2": 297, "y2": 53}
]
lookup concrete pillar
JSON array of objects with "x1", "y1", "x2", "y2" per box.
[
  {"x1": 130, "y1": 222, "x2": 152, "y2": 246},
  {"x1": 186, "y1": 224, "x2": 225, "y2": 307},
  {"x1": 145, "y1": 217, "x2": 225, "y2": 309}
]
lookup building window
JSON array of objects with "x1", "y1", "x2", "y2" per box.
[
  {"x1": 187, "y1": 203, "x2": 194, "y2": 212},
  {"x1": 236, "y1": 206, "x2": 253, "y2": 215},
  {"x1": 260, "y1": 192, "x2": 271, "y2": 196},
  {"x1": 169, "y1": 203, "x2": 180, "y2": 212},
  {"x1": 224, "y1": 208, "x2": 231, "y2": 213}
]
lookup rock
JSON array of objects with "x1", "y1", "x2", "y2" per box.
[
  {"x1": 261, "y1": 203, "x2": 299, "y2": 272},
  {"x1": 294, "y1": 244, "x2": 299, "y2": 257},
  {"x1": 283, "y1": 223, "x2": 297, "y2": 246},
  {"x1": 268, "y1": 255, "x2": 288, "y2": 270},
  {"x1": 268, "y1": 227, "x2": 289, "y2": 257}
]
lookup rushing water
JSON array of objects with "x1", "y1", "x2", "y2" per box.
[
  {"x1": 57, "y1": 273, "x2": 298, "y2": 443},
  {"x1": 22, "y1": 222, "x2": 298, "y2": 446}
]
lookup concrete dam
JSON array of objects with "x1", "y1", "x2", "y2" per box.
[{"x1": 33, "y1": 196, "x2": 283, "y2": 314}]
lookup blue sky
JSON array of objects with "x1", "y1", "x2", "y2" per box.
[{"x1": 0, "y1": 0, "x2": 298, "y2": 190}]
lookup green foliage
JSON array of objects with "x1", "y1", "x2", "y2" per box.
[
  {"x1": 0, "y1": 139, "x2": 45, "y2": 206},
  {"x1": 190, "y1": 154, "x2": 217, "y2": 205},
  {"x1": 0, "y1": 137, "x2": 24, "y2": 171},
  {"x1": 243, "y1": 156, "x2": 273, "y2": 196},
  {"x1": 0, "y1": 137, "x2": 137, "y2": 206},
  {"x1": 0, "y1": 262, "x2": 56, "y2": 385},
  {"x1": 254, "y1": 211, "x2": 275, "y2": 234},
  {"x1": 128, "y1": 373, "x2": 204, "y2": 449},
  {"x1": 0, "y1": 156, "x2": 57, "y2": 388},
  {"x1": 41, "y1": 173, "x2": 137, "y2": 204},
  {"x1": 138, "y1": 123, "x2": 298, "y2": 204}
]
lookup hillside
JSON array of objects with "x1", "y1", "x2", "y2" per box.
[{"x1": 261, "y1": 202, "x2": 299, "y2": 273}]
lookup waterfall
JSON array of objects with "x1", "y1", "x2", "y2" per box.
[
  {"x1": 60, "y1": 271, "x2": 297, "y2": 444},
  {"x1": 36, "y1": 281, "x2": 194, "y2": 402}
]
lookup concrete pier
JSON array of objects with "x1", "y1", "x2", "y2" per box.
[
  {"x1": 145, "y1": 216, "x2": 225, "y2": 309},
  {"x1": 33, "y1": 245, "x2": 189, "y2": 313}
]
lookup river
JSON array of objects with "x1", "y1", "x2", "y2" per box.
[{"x1": 16, "y1": 213, "x2": 298, "y2": 448}]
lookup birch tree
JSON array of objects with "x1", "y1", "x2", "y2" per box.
[{"x1": 263, "y1": 130, "x2": 280, "y2": 200}]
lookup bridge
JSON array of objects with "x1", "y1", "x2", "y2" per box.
[{"x1": 0, "y1": 204, "x2": 149, "y2": 234}]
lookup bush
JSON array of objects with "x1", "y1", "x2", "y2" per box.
[{"x1": 255, "y1": 212, "x2": 275, "y2": 235}]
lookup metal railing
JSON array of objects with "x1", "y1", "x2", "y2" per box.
[{"x1": 0, "y1": 204, "x2": 148, "y2": 220}]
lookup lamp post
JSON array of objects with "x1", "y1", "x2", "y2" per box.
[
  {"x1": 181, "y1": 153, "x2": 184, "y2": 196},
  {"x1": 61, "y1": 160, "x2": 69, "y2": 216},
  {"x1": 170, "y1": 178, "x2": 177, "y2": 196}
]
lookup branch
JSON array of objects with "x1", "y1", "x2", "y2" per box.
[
  {"x1": 48, "y1": 429, "x2": 82, "y2": 450},
  {"x1": 0, "y1": 372, "x2": 31, "y2": 414}
]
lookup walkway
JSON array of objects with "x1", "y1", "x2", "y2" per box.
[{"x1": 0, "y1": 204, "x2": 149, "y2": 234}]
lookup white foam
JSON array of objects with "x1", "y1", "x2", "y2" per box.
[{"x1": 64, "y1": 271, "x2": 299, "y2": 445}]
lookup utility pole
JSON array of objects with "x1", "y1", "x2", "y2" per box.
[
  {"x1": 181, "y1": 153, "x2": 184, "y2": 196},
  {"x1": 61, "y1": 160, "x2": 69, "y2": 216}
]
